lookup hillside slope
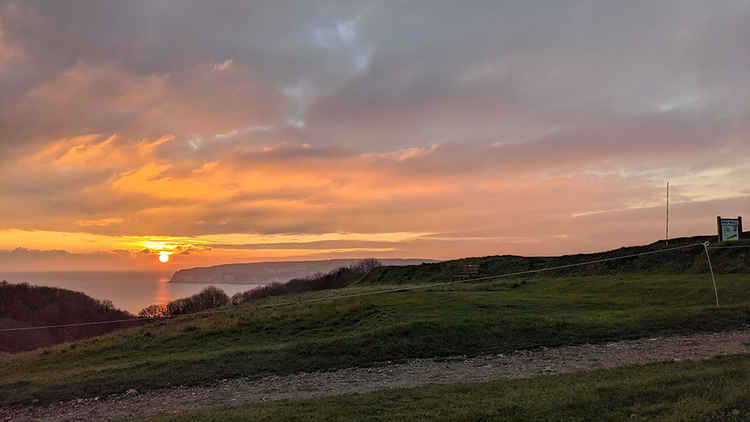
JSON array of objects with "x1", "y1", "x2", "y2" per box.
[
  {"x1": 2, "y1": 234, "x2": 749, "y2": 406},
  {"x1": 6, "y1": 331, "x2": 749, "y2": 421},
  {"x1": 360, "y1": 233, "x2": 750, "y2": 285},
  {"x1": 0, "y1": 282, "x2": 136, "y2": 352},
  {"x1": 3, "y1": 271, "x2": 750, "y2": 406}
]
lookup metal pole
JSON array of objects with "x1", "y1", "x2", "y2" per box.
[
  {"x1": 703, "y1": 241, "x2": 719, "y2": 307},
  {"x1": 665, "y1": 181, "x2": 669, "y2": 247}
]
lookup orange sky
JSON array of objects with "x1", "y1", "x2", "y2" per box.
[{"x1": 0, "y1": 1, "x2": 748, "y2": 271}]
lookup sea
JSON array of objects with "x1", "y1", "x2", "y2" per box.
[{"x1": 0, "y1": 271, "x2": 264, "y2": 314}]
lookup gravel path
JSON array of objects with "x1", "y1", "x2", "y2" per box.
[{"x1": 2, "y1": 329, "x2": 749, "y2": 421}]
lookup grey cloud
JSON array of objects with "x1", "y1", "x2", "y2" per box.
[
  {"x1": 303, "y1": 0, "x2": 750, "y2": 149},
  {"x1": 1, "y1": 0, "x2": 749, "y2": 256},
  {"x1": 0, "y1": 247, "x2": 135, "y2": 271},
  {"x1": 2, "y1": 0, "x2": 747, "y2": 151}
]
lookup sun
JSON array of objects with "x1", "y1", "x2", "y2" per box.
[{"x1": 158, "y1": 252, "x2": 170, "y2": 263}]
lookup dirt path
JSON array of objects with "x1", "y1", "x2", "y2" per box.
[{"x1": 3, "y1": 329, "x2": 749, "y2": 422}]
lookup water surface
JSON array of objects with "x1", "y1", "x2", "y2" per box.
[{"x1": 0, "y1": 271, "x2": 264, "y2": 314}]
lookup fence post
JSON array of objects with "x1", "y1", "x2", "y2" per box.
[{"x1": 703, "y1": 241, "x2": 719, "y2": 307}]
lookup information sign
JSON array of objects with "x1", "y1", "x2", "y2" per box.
[{"x1": 717, "y1": 216, "x2": 743, "y2": 242}]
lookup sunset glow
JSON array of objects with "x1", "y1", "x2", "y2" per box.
[{"x1": 0, "y1": 1, "x2": 748, "y2": 272}]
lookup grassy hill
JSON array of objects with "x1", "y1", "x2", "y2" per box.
[
  {"x1": 2, "y1": 270, "x2": 749, "y2": 406},
  {"x1": 1, "y1": 233, "x2": 749, "y2": 407},
  {"x1": 359, "y1": 233, "x2": 750, "y2": 285},
  {"x1": 0, "y1": 282, "x2": 137, "y2": 353}
]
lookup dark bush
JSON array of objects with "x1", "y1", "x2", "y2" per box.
[
  {"x1": 232, "y1": 259, "x2": 381, "y2": 305},
  {"x1": 137, "y1": 304, "x2": 167, "y2": 318},
  {"x1": 139, "y1": 286, "x2": 229, "y2": 318}
]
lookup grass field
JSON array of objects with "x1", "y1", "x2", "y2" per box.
[
  {"x1": 2, "y1": 271, "x2": 749, "y2": 406},
  {"x1": 360, "y1": 235, "x2": 750, "y2": 285},
  {"x1": 137, "y1": 354, "x2": 750, "y2": 422}
]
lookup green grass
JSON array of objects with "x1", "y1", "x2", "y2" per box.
[
  {"x1": 2, "y1": 273, "x2": 750, "y2": 406},
  {"x1": 136, "y1": 354, "x2": 750, "y2": 422},
  {"x1": 360, "y1": 234, "x2": 750, "y2": 284}
]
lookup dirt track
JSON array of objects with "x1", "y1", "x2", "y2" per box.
[{"x1": 2, "y1": 329, "x2": 749, "y2": 421}]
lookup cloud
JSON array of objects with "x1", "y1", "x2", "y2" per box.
[
  {"x1": 76, "y1": 218, "x2": 124, "y2": 227},
  {"x1": 212, "y1": 58, "x2": 233, "y2": 71},
  {"x1": 0, "y1": 247, "x2": 140, "y2": 272},
  {"x1": 0, "y1": 1, "x2": 749, "y2": 269},
  {"x1": 0, "y1": 15, "x2": 23, "y2": 68}
]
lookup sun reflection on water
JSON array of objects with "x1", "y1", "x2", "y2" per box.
[{"x1": 154, "y1": 277, "x2": 172, "y2": 306}]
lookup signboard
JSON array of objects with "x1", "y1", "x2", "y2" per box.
[{"x1": 717, "y1": 216, "x2": 743, "y2": 242}]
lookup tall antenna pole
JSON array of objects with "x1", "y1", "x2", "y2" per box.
[{"x1": 665, "y1": 181, "x2": 670, "y2": 247}]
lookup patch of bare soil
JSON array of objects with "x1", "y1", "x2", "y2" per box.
[{"x1": 2, "y1": 329, "x2": 749, "y2": 421}]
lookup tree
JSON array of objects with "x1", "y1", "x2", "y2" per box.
[{"x1": 138, "y1": 304, "x2": 167, "y2": 318}]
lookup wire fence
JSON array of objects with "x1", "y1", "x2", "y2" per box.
[
  {"x1": 2, "y1": 241, "x2": 728, "y2": 334},
  {"x1": 0, "y1": 317, "x2": 150, "y2": 333}
]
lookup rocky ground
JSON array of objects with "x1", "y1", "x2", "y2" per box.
[{"x1": 2, "y1": 329, "x2": 749, "y2": 421}]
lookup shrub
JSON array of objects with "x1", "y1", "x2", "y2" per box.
[
  {"x1": 232, "y1": 259, "x2": 381, "y2": 305},
  {"x1": 138, "y1": 304, "x2": 167, "y2": 318},
  {"x1": 138, "y1": 286, "x2": 229, "y2": 318}
]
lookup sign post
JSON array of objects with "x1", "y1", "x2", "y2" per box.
[{"x1": 717, "y1": 216, "x2": 743, "y2": 242}]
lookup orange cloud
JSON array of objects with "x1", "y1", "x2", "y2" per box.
[{"x1": 76, "y1": 218, "x2": 124, "y2": 227}]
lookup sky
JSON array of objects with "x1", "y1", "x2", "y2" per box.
[{"x1": 0, "y1": 0, "x2": 748, "y2": 271}]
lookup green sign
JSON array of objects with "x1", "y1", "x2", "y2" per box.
[{"x1": 718, "y1": 217, "x2": 742, "y2": 242}]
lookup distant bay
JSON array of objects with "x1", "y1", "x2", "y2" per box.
[{"x1": 0, "y1": 271, "x2": 263, "y2": 314}]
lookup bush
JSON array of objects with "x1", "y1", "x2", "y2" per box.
[
  {"x1": 138, "y1": 286, "x2": 229, "y2": 318},
  {"x1": 138, "y1": 304, "x2": 167, "y2": 318},
  {"x1": 141, "y1": 260, "x2": 382, "y2": 314},
  {"x1": 231, "y1": 259, "x2": 381, "y2": 305}
]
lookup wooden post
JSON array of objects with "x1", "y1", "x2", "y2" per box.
[
  {"x1": 703, "y1": 241, "x2": 720, "y2": 307},
  {"x1": 717, "y1": 216, "x2": 723, "y2": 242},
  {"x1": 739, "y1": 216, "x2": 743, "y2": 239}
]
